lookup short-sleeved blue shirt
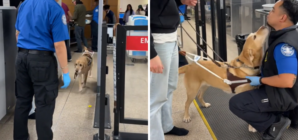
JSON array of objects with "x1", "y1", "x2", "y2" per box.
[
  {"x1": 274, "y1": 43, "x2": 298, "y2": 75},
  {"x1": 92, "y1": 6, "x2": 99, "y2": 24},
  {"x1": 15, "y1": 0, "x2": 69, "y2": 52}
]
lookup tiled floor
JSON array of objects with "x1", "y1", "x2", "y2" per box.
[
  {"x1": 0, "y1": 44, "x2": 148, "y2": 140},
  {"x1": 165, "y1": 16, "x2": 239, "y2": 140}
]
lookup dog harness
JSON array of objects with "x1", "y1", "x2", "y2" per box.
[
  {"x1": 226, "y1": 69, "x2": 250, "y2": 93},
  {"x1": 83, "y1": 52, "x2": 94, "y2": 66},
  {"x1": 185, "y1": 52, "x2": 259, "y2": 93}
]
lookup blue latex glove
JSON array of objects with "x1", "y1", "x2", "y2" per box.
[
  {"x1": 246, "y1": 76, "x2": 261, "y2": 86},
  {"x1": 180, "y1": 15, "x2": 185, "y2": 23},
  {"x1": 61, "y1": 72, "x2": 71, "y2": 89}
]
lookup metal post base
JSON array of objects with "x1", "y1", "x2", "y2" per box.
[
  {"x1": 93, "y1": 133, "x2": 110, "y2": 140},
  {"x1": 94, "y1": 94, "x2": 112, "y2": 129},
  {"x1": 113, "y1": 132, "x2": 148, "y2": 140}
]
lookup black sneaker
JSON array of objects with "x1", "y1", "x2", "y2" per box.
[{"x1": 262, "y1": 116, "x2": 291, "y2": 140}]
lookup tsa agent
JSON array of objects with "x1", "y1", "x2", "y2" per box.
[
  {"x1": 229, "y1": 0, "x2": 298, "y2": 140},
  {"x1": 91, "y1": 0, "x2": 99, "y2": 52},
  {"x1": 14, "y1": 0, "x2": 71, "y2": 139},
  {"x1": 150, "y1": 0, "x2": 197, "y2": 140}
]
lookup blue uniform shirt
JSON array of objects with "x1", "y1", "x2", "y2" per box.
[
  {"x1": 274, "y1": 43, "x2": 298, "y2": 75},
  {"x1": 92, "y1": 6, "x2": 99, "y2": 24},
  {"x1": 15, "y1": 0, "x2": 69, "y2": 52}
]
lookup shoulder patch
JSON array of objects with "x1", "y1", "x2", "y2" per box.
[
  {"x1": 95, "y1": 9, "x2": 99, "y2": 12},
  {"x1": 62, "y1": 14, "x2": 67, "y2": 25},
  {"x1": 281, "y1": 44, "x2": 295, "y2": 57}
]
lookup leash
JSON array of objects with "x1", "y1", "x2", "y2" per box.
[{"x1": 185, "y1": 52, "x2": 250, "y2": 85}]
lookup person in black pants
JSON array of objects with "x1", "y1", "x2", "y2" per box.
[
  {"x1": 14, "y1": 0, "x2": 71, "y2": 139},
  {"x1": 229, "y1": 1, "x2": 298, "y2": 140}
]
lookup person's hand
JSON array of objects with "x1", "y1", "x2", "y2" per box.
[
  {"x1": 61, "y1": 72, "x2": 71, "y2": 89},
  {"x1": 181, "y1": 0, "x2": 197, "y2": 6},
  {"x1": 150, "y1": 56, "x2": 164, "y2": 73},
  {"x1": 179, "y1": 51, "x2": 186, "y2": 56},
  {"x1": 246, "y1": 76, "x2": 261, "y2": 86}
]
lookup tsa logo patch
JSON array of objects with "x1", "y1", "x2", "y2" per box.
[
  {"x1": 62, "y1": 14, "x2": 67, "y2": 25},
  {"x1": 281, "y1": 44, "x2": 294, "y2": 56}
]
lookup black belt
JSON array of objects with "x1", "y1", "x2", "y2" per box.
[{"x1": 18, "y1": 48, "x2": 54, "y2": 55}]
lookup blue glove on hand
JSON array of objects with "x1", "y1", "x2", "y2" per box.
[
  {"x1": 61, "y1": 72, "x2": 71, "y2": 89},
  {"x1": 245, "y1": 76, "x2": 261, "y2": 86}
]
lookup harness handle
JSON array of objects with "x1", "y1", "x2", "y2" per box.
[{"x1": 185, "y1": 52, "x2": 251, "y2": 86}]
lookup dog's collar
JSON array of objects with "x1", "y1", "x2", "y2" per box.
[{"x1": 236, "y1": 58, "x2": 260, "y2": 70}]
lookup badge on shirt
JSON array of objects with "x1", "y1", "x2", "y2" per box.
[
  {"x1": 96, "y1": 9, "x2": 98, "y2": 12},
  {"x1": 62, "y1": 14, "x2": 67, "y2": 25},
  {"x1": 281, "y1": 44, "x2": 294, "y2": 56}
]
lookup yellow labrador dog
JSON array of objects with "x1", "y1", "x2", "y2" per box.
[
  {"x1": 74, "y1": 47, "x2": 94, "y2": 91},
  {"x1": 179, "y1": 26, "x2": 269, "y2": 132}
]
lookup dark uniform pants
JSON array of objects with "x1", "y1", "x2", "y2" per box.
[
  {"x1": 229, "y1": 87, "x2": 281, "y2": 132},
  {"x1": 14, "y1": 50, "x2": 58, "y2": 140},
  {"x1": 91, "y1": 20, "x2": 98, "y2": 51}
]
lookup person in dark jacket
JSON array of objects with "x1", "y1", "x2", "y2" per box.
[
  {"x1": 229, "y1": 0, "x2": 298, "y2": 140},
  {"x1": 72, "y1": 0, "x2": 89, "y2": 52},
  {"x1": 150, "y1": 0, "x2": 197, "y2": 140}
]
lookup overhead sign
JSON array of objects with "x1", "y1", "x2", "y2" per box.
[{"x1": 126, "y1": 36, "x2": 148, "y2": 51}]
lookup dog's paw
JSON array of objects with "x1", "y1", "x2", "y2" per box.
[
  {"x1": 183, "y1": 116, "x2": 191, "y2": 123},
  {"x1": 79, "y1": 88, "x2": 83, "y2": 92},
  {"x1": 203, "y1": 103, "x2": 211, "y2": 108},
  {"x1": 248, "y1": 125, "x2": 257, "y2": 133},
  {"x1": 89, "y1": 75, "x2": 92, "y2": 77}
]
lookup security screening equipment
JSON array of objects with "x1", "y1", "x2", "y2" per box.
[{"x1": 0, "y1": 7, "x2": 17, "y2": 120}]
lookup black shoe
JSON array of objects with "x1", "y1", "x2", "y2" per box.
[
  {"x1": 262, "y1": 116, "x2": 291, "y2": 140},
  {"x1": 164, "y1": 126, "x2": 189, "y2": 136},
  {"x1": 68, "y1": 59, "x2": 72, "y2": 62},
  {"x1": 28, "y1": 112, "x2": 36, "y2": 120}
]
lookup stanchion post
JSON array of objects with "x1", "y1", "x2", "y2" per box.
[
  {"x1": 113, "y1": 24, "x2": 125, "y2": 139},
  {"x1": 194, "y1": 2, "x2": 202, "y2": 55},
  {"x1": 216, "y1": 0, "x2": 227, "y2": 61},
  {"x1": 199, "y1": 0, "x2": 207, "y2": 58}
]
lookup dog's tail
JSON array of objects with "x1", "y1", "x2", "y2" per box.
[{"x1": 179, "y1": 65, "x2": 189, "y2": 74}]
